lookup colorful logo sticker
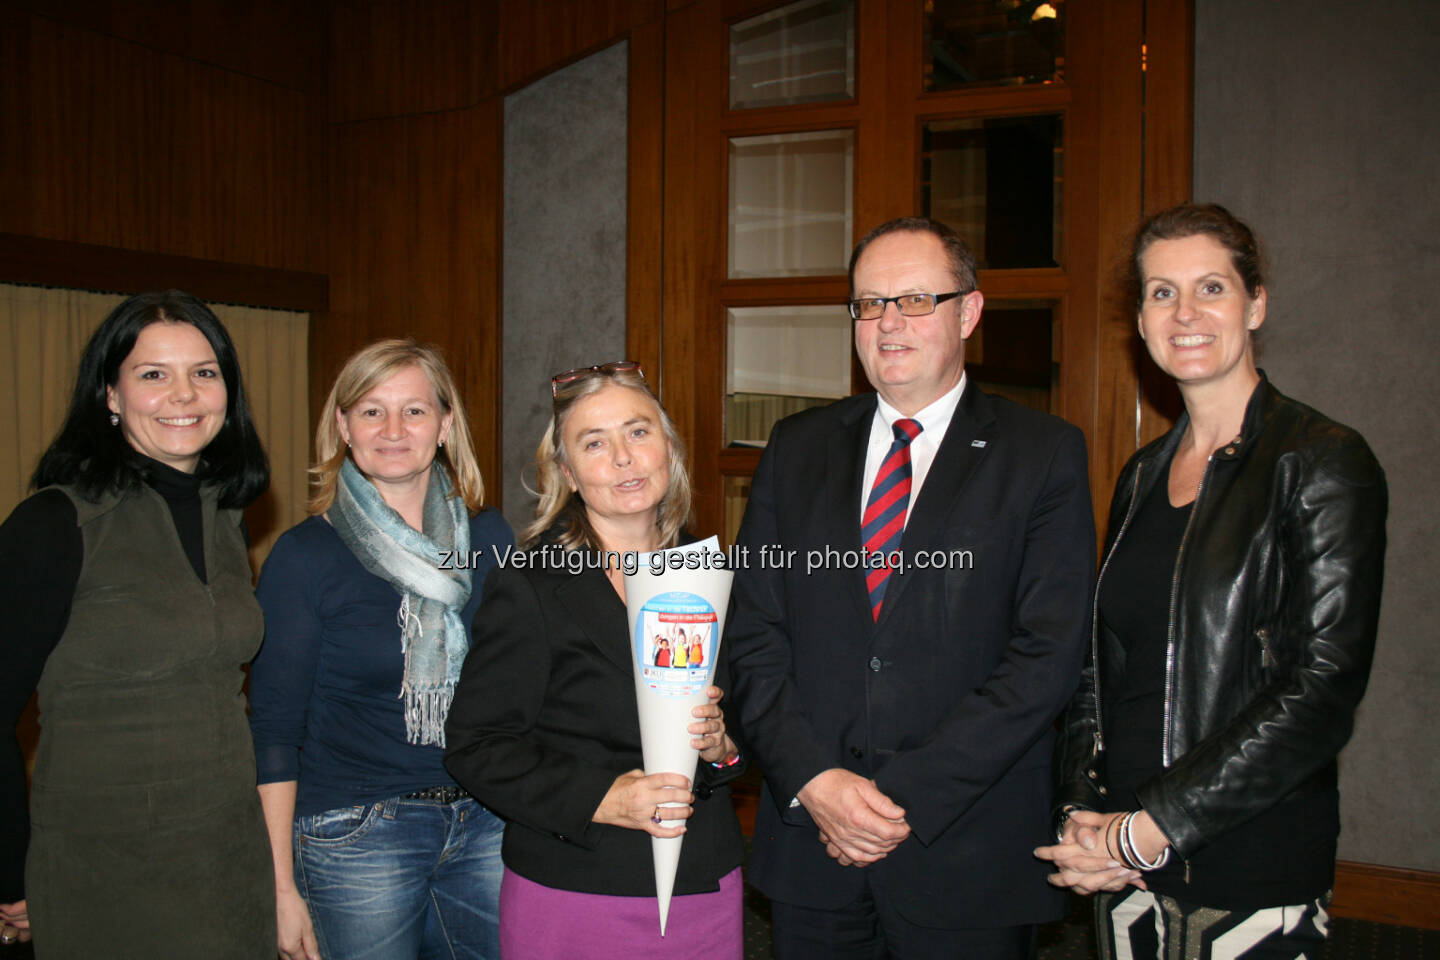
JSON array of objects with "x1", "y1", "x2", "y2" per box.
[{"x1": 634, "y1": 591, "x2": 717, "y2": 698}]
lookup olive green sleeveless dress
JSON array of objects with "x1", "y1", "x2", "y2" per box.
[{"x1": 25, "y1": 485, "x2": 273, "y2": 958}]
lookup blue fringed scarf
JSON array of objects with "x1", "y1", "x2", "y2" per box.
[{"x1": 329, "y1": 459, "x2": 471, "y2": 746}]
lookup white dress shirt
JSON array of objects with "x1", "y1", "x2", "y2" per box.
[{"x1": 858, "y1": 374, "x2": 967, "y2": 527}]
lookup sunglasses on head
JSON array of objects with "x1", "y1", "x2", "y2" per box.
[{"x1": 550, "y1": 360, "x2": 644, "y2": 397}]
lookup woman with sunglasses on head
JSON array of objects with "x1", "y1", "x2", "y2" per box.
[
  {"x1": 0, "y1": 290, "x2": 272, "y2": 956},
  {"x1": 444, "y1": 362, "x2": 746, "y2": 959},
  {"x1": 248, "y1": 340, "x2": 513, "y2": 960},
  {"x1": 1036, "y1": 205, "x2": 1387, "y2": 959}
]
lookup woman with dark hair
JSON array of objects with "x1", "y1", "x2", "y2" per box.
[
  {"x1": 249, "y1": 339, "x2": 513, "y2": 960},
  {"x1": 1036, "y1": 205, "x2": 1387, "y2": 959},
  {"x1": 0, "y1": 289, "x2": 273, "y2": 955},
  {"x1": 444, "y1": 362, "x2": 745, "y2": 959}
]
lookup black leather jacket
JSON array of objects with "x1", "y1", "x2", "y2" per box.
[{"x1": 1055, "y1": 377, "x2": 1387, "y2": 859}]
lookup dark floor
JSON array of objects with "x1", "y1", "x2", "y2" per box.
[
  {"x1": 741, "y1": 878, "x2": 1440, "y2": 959},
  {"x1": 2, "y1": 891, "x2": 1432, "y2": 959}
]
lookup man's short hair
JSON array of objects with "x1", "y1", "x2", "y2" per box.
[{"x1": 848, "y1": 217, "x2": 978, "y2": 296}]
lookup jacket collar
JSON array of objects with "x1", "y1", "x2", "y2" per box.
[
  {"x1": 879, "y1": 383, "x2": 996, "y2": 621},
  {"x1": 546, "y1": 525, "x2": 700, "y2": 672},
  {"x1": 823, "y1": 396, "x2": 876, "y2": 626},
  {"x1": 1233, "y1": 369, "x2": 1278, "y2": 455},
  {"x1": 1129, "y1": 371, "x2": 1277, "y2": 507},
  {"x1": 829, "y1": 385, "x2": 998, "y2": 628}
]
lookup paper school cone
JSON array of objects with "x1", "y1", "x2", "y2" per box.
[{"x1": 624, "y1": 537, "x2": 733, "y2": 936}]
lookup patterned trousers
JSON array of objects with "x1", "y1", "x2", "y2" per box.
[{"x1": 1095, "y1": 887, "x2": 1330, "y2": 960}]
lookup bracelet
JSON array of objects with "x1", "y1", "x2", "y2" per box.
[
  {"x1": 1104, "y1": 812, "x2": 1123, "y2": 862},
  {"x1": 710, "y1": 751, "x2": 741, "y2": 770},
  {"x1": 1115, "y1": 811, "x2": 1139, "y2": 868},
  {"x1": 1120, "y1": 811, "x2": 1171, "y2": 871}
]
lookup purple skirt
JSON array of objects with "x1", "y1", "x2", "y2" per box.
[{"x1": 499, "y1": 866, "x2": 743, "y2": 960}]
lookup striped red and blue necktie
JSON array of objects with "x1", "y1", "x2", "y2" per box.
[{"x1": 862, "y1": 418, "x2": 922, "y2": 620}]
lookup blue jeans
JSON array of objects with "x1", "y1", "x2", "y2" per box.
[{"x1": 294, "y1": 796, "x2": 503, "y2": 960}]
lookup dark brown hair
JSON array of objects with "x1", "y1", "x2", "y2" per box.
[
  {"x1": 1129, "y1": 203, "x2": 1266, "y2": 310},
  {"x1": 848, "y1": 217, "x2": 978, "y2": 296}
]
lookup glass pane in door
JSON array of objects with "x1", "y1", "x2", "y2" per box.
[
  {"x1": 730, "y1": 0, "x2": 855, "y2": 109},
  {"x1": 968, "y1": 298, "x2": 1060, "y2": 414},
  {"x1": 923, "y1": 0, "x2": 1065, "y2": 91},
  {"x1": 729, "y1": 129, "x2": 854, "y2": 278},
  {"x1": 922, "y1": 115, "x2": 1062, "y2": 269},
  {"x1": 726, "y1": 304, "x2": 852, "y2": 445}
]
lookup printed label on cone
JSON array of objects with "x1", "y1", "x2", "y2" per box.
[{"x1": 634, "y1": 591, "x2": 717, "y2": 697}]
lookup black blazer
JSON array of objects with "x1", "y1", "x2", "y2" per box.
[
  {"x1": 727, "y1": 385, "x2": 1095, "y2": 928},
  {"x1": 444, "y1": 546, "x2": 746, "y2": 896}
]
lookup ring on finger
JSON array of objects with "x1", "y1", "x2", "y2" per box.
[{"x1": 651, "y1": 805, "x2": 662, "y2": 825}]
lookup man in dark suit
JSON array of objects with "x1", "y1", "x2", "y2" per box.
[{"x1": 728, "y1": 217, "x2": 1095, "y2": 958}]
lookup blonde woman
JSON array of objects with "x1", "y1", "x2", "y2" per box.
[
  {"x1": 445, "y1": 362, "x2": 745, "y2": 959},
  {"x1": 250, "y1": 340, "x2": 513, "y2": 960}
]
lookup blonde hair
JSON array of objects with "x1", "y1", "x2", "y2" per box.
[
  {"x1": 523, "y1": 368, "x2": 691, "y2": 551},
  {"x1": 309, "y1": 339, "x2": 486, "y2": 515}
]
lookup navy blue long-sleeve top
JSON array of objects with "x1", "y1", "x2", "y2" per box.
[{"x1": 249, "y1": 509, "x2": 514, "y2": 817}]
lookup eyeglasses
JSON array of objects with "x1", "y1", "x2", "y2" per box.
[
  {"x1": 848, "y1": 291, "x2": 967, "y2": 321},
  {"x1": 550, "y1": 360, "x2": 644, "y2": 396}
]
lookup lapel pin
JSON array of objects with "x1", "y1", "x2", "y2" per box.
[{"x1": 971, "y1": 440, "x2": 987, "y2": 448}]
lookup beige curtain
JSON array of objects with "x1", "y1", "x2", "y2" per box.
[
  {"x1": 0, "y1": 283, "x2": 309, "y2": 572},
  {"x1": 214, "y1": 301, "x2": 310, "y2": 567}
]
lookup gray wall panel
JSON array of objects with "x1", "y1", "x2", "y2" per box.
[
  {"x1": 502, "y1": 41, "x2": 628, "y2": 528},
  {"x1": 1194, "y1": 0, "x2": 1440, "y2": 870}
]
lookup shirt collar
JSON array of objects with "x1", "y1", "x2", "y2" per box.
[{"x1": 875, "y1": 373, "x2": 966, "y2": 438}]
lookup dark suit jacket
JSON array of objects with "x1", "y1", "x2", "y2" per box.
[
  {"x1": 727, "y1": 385, "x2": 1095, "y2": 928},
  {"x1": 444, "y1": 546, "x2": 746, "y2": 896}
]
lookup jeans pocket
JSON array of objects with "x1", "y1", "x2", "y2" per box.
[
  {"x1": 465, "y1": 799, "x2": 506, "y2": 839},
  {"x1": 297, "y1": 803, "x2": 381, "y2": 845}
]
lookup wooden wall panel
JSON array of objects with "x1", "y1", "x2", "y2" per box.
[
  {"x1": 0, "y1": 7, "x2": 29, "y2": 214},
  {"x1": 626, "y1": 18, "x2": 666, "y2": 378},
  {"x1": 1135, "y1": 0, "x2": 1193, "y2": 448},
  {"x1": 1054, "y1": 0, "x2": 1102, "y2": 513},
  {"x1": 660, "y1": 0, "x2": 726, "y2": 535},
  {"x1": 324, "y1": 0, "x2": 668, "y2": 513},
  {"x1": 0, "y1": 233, "x2": 326, "y2": 311},
  {"x1": 497, "y1": 0, "x2": 663, "y2": 93},
  {"x1": 12, "y1": 0, "x2": 325, "y2": 93},
  {"x1": 1086, "y1": 0, "x2": 1147, "y2": 532},
  {"x1": 1143, "y1": 0, "x2": 1194, "y2": 215},
  {"x1": 0, "y1": 13, "x2": 323, "y2": 275},
  {"x1": 329, "y1": 0, "x2": 497, "y2": 123},
  {"x1": 1332, "y1": 861, "x2": 1440, "y2": 930},
  {"x1": 1068, "y1": 0, "x2": 1195, "y2": 530},
  {"x1": 882, "y1": 0, "x2": 919, "y2": 214},
  {"x1": 323, "y1": 102, "x2": 504, "y2": 506},
  {"x1": 853, "y1": 0, "x2": 890, "y2": 234}
]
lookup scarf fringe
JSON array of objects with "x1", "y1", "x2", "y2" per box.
[{"x1": 401, "y1": 683, "x2": 454, "y2": 747}]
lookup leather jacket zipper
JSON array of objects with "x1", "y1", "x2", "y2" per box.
[
  {"x1": 1166, "y1": 453, "x2": 1214, "y2": 889},
  {"x1": 1163, "y1": 455, "x2": 1214, "y2": 768},
  {"x1": 1257, "y1": 627, "x2": 1275, "y2": 669},
  {"x1": 1089, "y1": 463, "x2": 1147, "y2": 755}
]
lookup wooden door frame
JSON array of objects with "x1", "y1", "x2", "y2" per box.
[{"x1": 634, "y1": 0, "x2": 1195, "y2": 538}]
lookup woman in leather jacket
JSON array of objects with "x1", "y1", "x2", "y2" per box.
[{"x1": 1036, "y1": 204, "x2": 1387, "y2": 959}]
